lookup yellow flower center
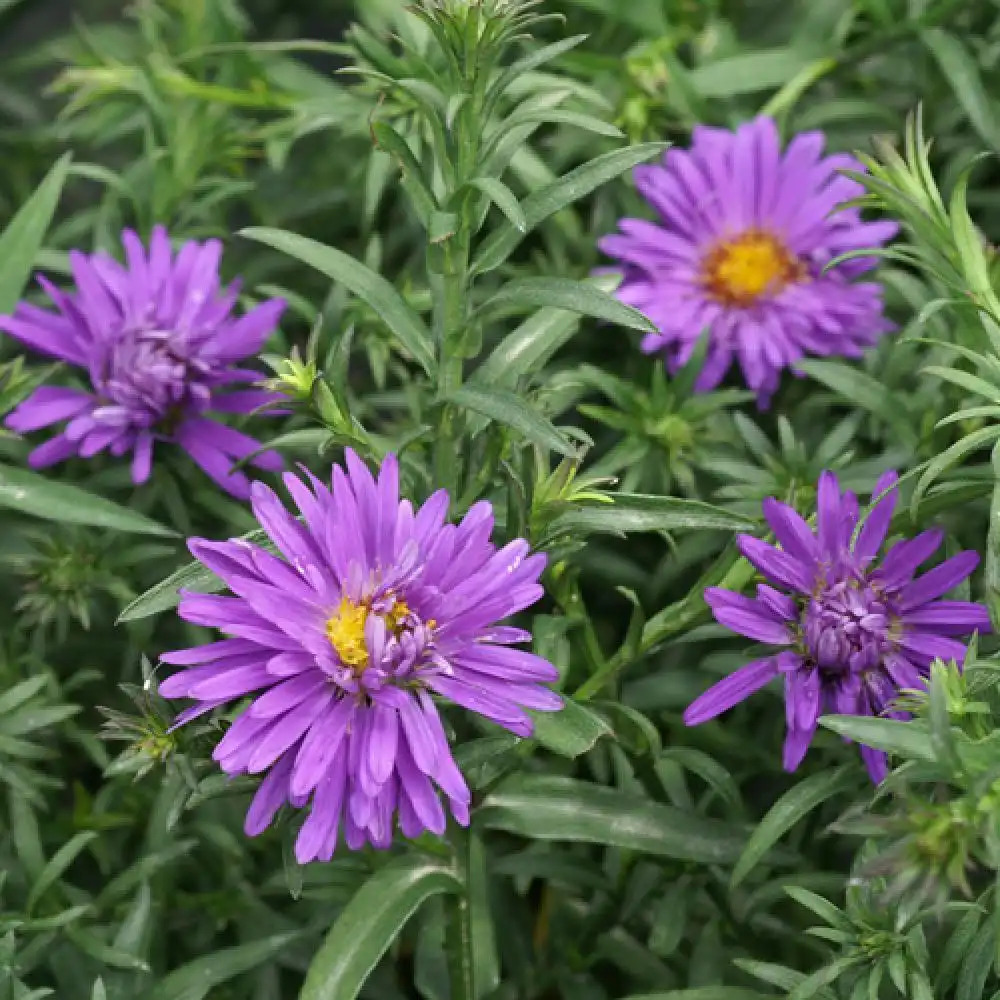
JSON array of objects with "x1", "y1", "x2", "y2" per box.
[
  {"x1": 324, "y1": 595, "x2": 417, "y2": 674},
  {"x1": 702, "y1": 229, "x2": 804, "y2": 307},
  {"x1": 326, "y1": 597, "x2": 370, "y2": 670}
]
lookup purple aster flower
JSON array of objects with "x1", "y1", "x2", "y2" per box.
[
  {"x1": 158, "y1": 450, "x2": 561, "y2": 860},
  {"x1": 684, "y1": 470, "x2": 990, "y2": 782},
  {"x1": 599, "y1": 116, "x2": 898, "y2": 405},
  {"x1": 2, "y1": 226, "x2": 286, "y2": 498}
]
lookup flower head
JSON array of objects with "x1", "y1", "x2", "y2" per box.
[
  {"x1": 599, "y1": 116, "x2": 898, "y2": 405},
  {"x1": 2, "y1": 226, "x2": 286, "y2": 498},
  {"x1": 684, "y1": 470, "x2": 990, "y2": 781},
  {"x1": 158, "y1": 451, "x2": 561, "y2": 860}
]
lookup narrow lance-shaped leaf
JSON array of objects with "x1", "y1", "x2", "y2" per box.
[
  {"x1": 300, "y1": 855, "x2": 461, "y2": 1000},
  {"x1": 118, "y1": 527, "x2": 271, "y2": 622},
  {"x1": 371, "y1": 120, "x2": 437, "y2": 226},
  {"x1": 475, "y1": 274, "x2": 621, "y2": 388},
  {"x1": 146, "y1": 932, "x2": 304, "y2": 1000},
  {"x1": 818, "y1": 715, "x2": 936, "y2": 761},
  {"x1": 730, "y1": 767, "x2": 859, "y2": 887},
  {"x1": 478, "y1": 277, "x2": 655, "y2": 333},
  {"x1": 688, "y1": 47, "x2": 816, "y2": 97},
  {"x1": 547, "y1": 493, "x2": 755, "y2": 538},
  {"x1": 920, "y1": 29, "x2": 1000, "y2": 153},
  {"x1": 241, "y1": 227, "x2": 435, "y2": 375},
  {"x1": 465, "y1": 176, "x2": 526, "y2": 232},
  {"x1": 473, "y1": 143, "x2": 667, "y2": 273},
  {"x1": 0, "y1": 464, "x2": 175, "y2": 537},
  {"x1": 443, "y1": 384, "x2": 576, "y2": 457},
  {"x1": 616, "y1": 990, "x2": 776, "y2": 1000},
  {"x1": 477, "y1": 774, "x2": 748, "y2": 864},
  {"x1": 493, "y1": 34, "x2": 589, "y2": 99},
  {"x1": 0, "y1": 152, "x2": 72, "y2": 314}
]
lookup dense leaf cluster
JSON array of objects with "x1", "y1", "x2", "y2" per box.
[{"x1": 0, "y1": 0, "x2": 999, "y2": 998}]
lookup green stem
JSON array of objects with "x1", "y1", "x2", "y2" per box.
[
  {"x1": 432, "y1": 230, "x2": 470, "y2": 498},
  {"x1": 573, "y1": 553, "x2": 756, "y2": 702},
  {"x1": 445, "y1": 824, "x2": 476, "y2": 1000}
]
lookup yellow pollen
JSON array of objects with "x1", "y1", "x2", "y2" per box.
[
  {"x1": 386, "y1": 599, "x2": 411, "y2": 631},
  {"x1": 325, "y1": 597, "x2": 370, "y2": 671},
  {"x1": 702, "y1": 229, "x2": 804, "y2": 307}
]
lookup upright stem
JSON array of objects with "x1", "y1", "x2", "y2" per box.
[
  {"x1": 432, "y1": 227, "x2": 470, "y2": 497},
  {"x1": 444, "y1": 823, "x2": 476, "y2": 1000}
]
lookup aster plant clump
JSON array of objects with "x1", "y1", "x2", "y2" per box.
[{"x1": 7, "y1": 0, "x2": 1000, "y2": 998}]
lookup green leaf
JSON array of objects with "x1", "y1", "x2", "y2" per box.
[
  {"x1": 466, "y1": 176, "x2": 527, "y2": 232},
  {"x1": 548, "y1": 494, "x2": 755, "y2": 538},
  {"x1": 817, "y1": 715, "x2": 936, "y2": 762},
  {"x1": 0, "y1": 464, "x2": 175, "y2": 537},
  {"x1": 26, "y1": 831, "x2": 99, "y2": 915},
  {"x1": 689, "y1": 47, "x2": 816, "y2": 98},
  {"x1": 474, "y1": 274, "x2": 620, "y2": 390},
  {"x1": 473, "y1": 143, "x2": 666, "y2": 273},
  {"x1": 794, "y1": 359, "x2": 915, "y2": 437},
  {"x1": 498, "y1": 108, "x2": 623, "y2": 139},
  {"x1": 658, "y1": 748, "x2": 740, "y2": 809},
  {"x1": 0, "y1": 676, "x2": 47, "y2": 716},
  {"x1": 787, "y1": 957, "x2": 863, "y2": 1000},
  {"x1": 241, "y1": 227, "x2": 435, "y2": 375},
  {"x1": 784, "y1": 887, "x2": 852, "y2": 931},
  {"x1": 731, "y1": 766, "x2": 858, "y2": 887},
  {"x1": 647, "y1": 882, "x2": 688, "y2": 958},
  {"x1": 0, "y1": 153, "x2": 71, "y2": 315},
  {"x1": 531, "y1": 699, "x2": 612, "y2": 758},
  {"x1": 371, "y1": 120, "x2": 436, "y2": 225},
  {"x1": 618, "y1": 991, "x2": 775, "y2": 1000},
  {"x1": 912, "y1": 425, "x2": 1000, "y2": 512},
  {"x1": 479, "y1": 277, "x2": 655, "y2": 333},
  {"x1": 955, "y1": 920, "x2": 994, "y2": 1000},
  {"x1": 477, "y1": 775, "x2": 747, "y2": 864},
  {"x1": 300, "y1": 855, "x2": 461, "y2": 1000},
  {"x1": 921, "y1": 29, "x2": 1000, "y2": 152},
  {"x1": 118, "y1": 527, "x2": 270, "y2": 622},
  {"x1": 65, "y1": 927, "x2": 151, "y2": 972},
  {"x1": 495, "y1": 34, "x2": 589, "y2": 96},
  {"x1": 443, "y1": 384, "x2": 576, "y2": 457},
  {"x1": 146, "y1": 932, "x2": 302, "y2": 1000},
  {"x1": 922, "y1": 365, "x2": 1000, "y2": 404}
]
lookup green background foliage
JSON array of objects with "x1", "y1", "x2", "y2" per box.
[{"x1": 0, "y1": 0, "x2": 999, "y2": 998}]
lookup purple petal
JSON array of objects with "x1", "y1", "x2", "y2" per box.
[
  {"x1": 853, "y1": 470, "x2": 898, "y2": 563},
  {"x1": 244, "y1": 752, "x2": 293, "y2": 836},
  {"x1": 874, "y1": 529, "x2": 943, "y2": 590},
  {"x1": 859, "y1": 744, "x2": 889, "y2": 783},
  {"x1": 896, "y1": 551, "x2": 980, "y2": 610},
  {"x1": 738, "y1": 536, "x2": 816, "y2": 594},
  {"x1": 6, "y1": 387, "x2": 93, "y2": 432},
  {"x1": 705, "y1": 587, "x2": 793, "y2": 645},
  {"x1": 815, "y1": 470, "x2": 843, "y2": 557},
  {"x1": 683, "y1": 655, "x2": 781, "y2": 726},
  {"x1": 761, "y1": 497, "x2": 818, "y2": 564},
  {"x1": 782, "y1": 719, "x2": 818, "y2": 772},
  {"x1": 900, "y1": 601, "x2": 991, "y2": 635}
]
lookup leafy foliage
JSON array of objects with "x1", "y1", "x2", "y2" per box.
[{"x1": 0, "y1": 0, "x2": 998, "y2": 998}]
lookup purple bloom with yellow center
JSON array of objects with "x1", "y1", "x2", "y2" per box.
[
  {"x1": 2, "y1": 226, "x2": 286, "y2": 498},
  {"x1": 158, "y1": 451, "x2": 561, "y2": 860},
  {"x1": 599, "y1": 116, "x2": 898, "y2": 405},
  {"x1": 684, "y1": 470, "x2": 990, "y2": 781}
]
